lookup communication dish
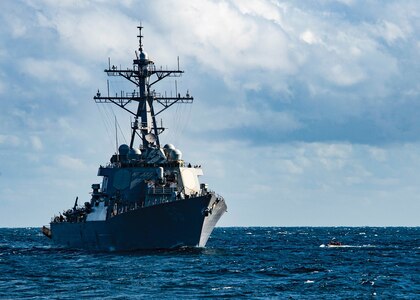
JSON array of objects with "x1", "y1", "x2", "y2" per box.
[{"x1": 145, "y1": 133, "x2": 157, "y2": 143}]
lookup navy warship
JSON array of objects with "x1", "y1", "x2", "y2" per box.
[{"x1": 42, "y1": 26, "x2": 227, "y2": 251}]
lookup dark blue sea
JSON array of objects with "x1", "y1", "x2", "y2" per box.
[{"x1": 0, "y1": 227, "x2": 418, "y2": 299}]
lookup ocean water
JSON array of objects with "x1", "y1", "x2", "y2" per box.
[{"x1": 0, "y1": 227, "x2": 418, "y2": 299}]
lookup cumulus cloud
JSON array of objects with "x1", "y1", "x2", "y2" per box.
[
  {"x1": 0, "y1": 0, "x2": 419, "y2": 227},
  {"x1": 30, "y1": 1, "x2": 139, "y2": 63},
  {"x1": 300, "y1": 30, "x2": 321, "y2": 45},
  {"x1": 55, "y1": 154, "x2": 87, "y2": 170},
  {"x1": 0, "y1": 134, "x2": 21, "y2": 147},
  {"x1": 2, "y1": 11, "x2": 28, "y2": 38},
  {"x1": 181, "y1": 138, "x2": 420, "y2": 226},
  {"x1": 130, "y1": 0, "x2": 417, "y2": 146},
  {"x1": 0, "y1": 75, "x2": 6, "y2": 94},
  {"x1": 8, "y1": 0, "x2": 414, "y2": 146},
  {"x1": 377, "y1": 21, "x2": 406, "y2": 44},
  {"x1": 145, "y1": 0, "x2": 296, "y2": 75},
  {"x1": 30, "y1": 136, "x2": 43, "y2": 151},
  {"x1": 20, "y1": 58, "x2": 91, "y2": 85}
]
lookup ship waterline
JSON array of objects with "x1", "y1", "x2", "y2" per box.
[{"x1": 51, "y1": 193, "x2": 226, "y2": 251}]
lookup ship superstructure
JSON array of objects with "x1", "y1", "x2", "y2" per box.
[{"x1": 43, "y1": 27, "x2": 227, "y2": 250}]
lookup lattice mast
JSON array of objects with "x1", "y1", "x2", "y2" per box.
[{"x1": 94, "y1": 26, "x2": 193, "y2": 149}]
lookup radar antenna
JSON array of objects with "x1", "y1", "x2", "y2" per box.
[{"x1": 137, "y1": 25, "x2": 143, "y2": 52}]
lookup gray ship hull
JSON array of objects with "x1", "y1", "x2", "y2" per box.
[{"x1": 50, "y1": 194, "x2": 226, "y2": 251}]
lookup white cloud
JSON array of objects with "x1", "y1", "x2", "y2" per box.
[
  {"x1": 300, "y1": 30, "x2": 321, "y2": 45},
  {"x1": 180, "y1": 138, "x2": 420, "y2": 226},
  {"x1": 31, "y1": 2, "x2": 138, "y2": 63},
  {"x1": 231, "y1": 0, "x2": 283, "y2": 22},
  {"x1": 191, "y1": 104, "x2": 301, "y2": 133},
  {"x1": 327, "y1": 64, "x2": 366, "y2": 86},
  {"x1": 368, "y1": 146, "x2": 387, "y2": 162},
  {"x1": 0, "y1": 134, "x2": 21, "y2": 147},
  {"x1": 307, "y1": 143, "x2": 354, "y2": 171},
  {"x1": 146, "y1": 0, "x2": 295, "y2": 76},
  {"x1": 30, "y1": 136, "x2": 43, "y2": 151},
  {"x1": 0, "y1": 79, "x2": 5, "y2": 95},
  {"x1": 33, "y1": 0, "x2": 88, "y2": 8},
  {"x1": 278, "y1": 159, "x2": 304, "y2": 175},
  {"x1": 3, "y1": 13, "x2": 27, "y2": 38},
  {"x1": 336, "y1": 0, "x2": 355, "y2": 5},
  {"x1": 20, "y1": 58, "x2": 91, "y2": 85},
  {"x1": 56, "y1": 154, "x2": 87, "y2": 170},
  {"x1": 381, "y1": 21, "x2": 406, "y2": 44},
  {"x1": 1, "y1": 0, "x2": 419, "y2": 227}
]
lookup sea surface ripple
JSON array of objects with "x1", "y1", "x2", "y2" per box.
[{"x1": 0, "y1": 227, "x2": 418, "y2": 299}]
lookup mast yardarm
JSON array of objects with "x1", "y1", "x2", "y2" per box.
[{"x1": 94, "y1": 26, "x2": 193, "y2": 149}]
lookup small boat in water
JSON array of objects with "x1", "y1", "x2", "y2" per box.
[{"x1": 327, "y1": 240, "x2": 343, "y2": 247}]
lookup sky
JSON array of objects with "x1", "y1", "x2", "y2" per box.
[{"x1": 0, "y1": 0, "x2": 419, "y2": 227}]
